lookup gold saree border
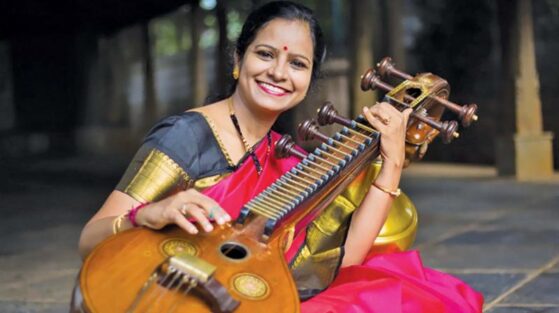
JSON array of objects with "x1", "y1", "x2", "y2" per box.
[
  {"x1": 124, "y1": 149, "x2": 191, "y2": 203},
  {"x1": 196, "y1": 112, "x2": 235, "y2": 167},
  {"x1": 194, "y1": 173, "x2": 231, "y2": 190}
]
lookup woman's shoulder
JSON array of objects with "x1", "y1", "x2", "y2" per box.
[
  {"x1": 139, "y1": 111, "x2": 211, "y2": 175},
  {"x1": 186, "y1": 100, "x2": 227, "y2": 121},
  {"x1": 144, "y1": 111, "x2": 206, "y2": 142}
]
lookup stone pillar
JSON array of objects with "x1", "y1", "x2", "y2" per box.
[
  {"x1": 141, "y1": 21, "x2": 158, "y2": 131},
  {"x1": 349, "y1": 0, "x2": 376, "y2": 116},
  {"x1": 384, "y1": 0, "x2": 406, "y2": 69},
  {"x1": 330, "y1": 0, "x2": 344, "y2": 49},
  {"x1": 189, "y1": 2, "x2": 207, "y2": 106},
  {"x1": 496, "y1": 0, "x2": 554, "y2": 180},
  {"x1": 215, "y1": 0, "x2": 229, "y2": 96}
]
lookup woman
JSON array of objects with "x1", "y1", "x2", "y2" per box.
[{"x1": 79, "y1": 1, "x2": 483, "y2": 311}]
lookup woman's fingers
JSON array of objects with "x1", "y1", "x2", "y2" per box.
[
  {"x1": 363, "y1": 102, "x2": 408, "y2": 168},
  {"x1": 206, "y1": 206, "x2": 231, "y2": 225},
  {"x1": 179, "y1": 189, "x2": 231, "y2": 224},
  {"x1": 402, "y1": 108, "x2": 413, "y2": 125},
  {"x1": 363, "y1": 102, "x2": 407, "y2": 130},
  {"x1": 135, "y1": 189, "x2": 231, "y2": 234},
  {"x1": 363, "y1": 106, "x2": 387, "y2": 131},
  {"x1": 172, "y1": 208, "x2": 199, "y2": 234},
  {"x1": 182, "y1": 205, "x2": 214, "y2": 232}
]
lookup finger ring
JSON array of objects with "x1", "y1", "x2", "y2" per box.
[
  {"x1": 208, "y1": 206, "x2": 219, "y2": 219},
  {"x1": 373, "y1": 112, "x2": 391, "y2": 126},
  {"x1": 381, "y1": 116, "x2": 391, "y2": 125},
  {"x1": 179, "y1": 204, "x2": 190, "y2": 216}
]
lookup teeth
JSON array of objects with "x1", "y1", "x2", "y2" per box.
[{"x1": 260, "y1": 82, "x2": 286, "y2": 94}]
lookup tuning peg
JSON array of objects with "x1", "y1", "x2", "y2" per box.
[
  {"x1": 439, "y1": 120, "x2": 460, "y2": 144},
  {"x1": 275, "y1": 134, "x2": 307, "y2": 159},
  {"x1": 456, "y1": 102, "x2": 478, "y2": 127},
  {"x1": 385, "y1": 96, "x2": 460, "y2": 143},
  {"x1": 297, "y1": 120, "x2": 330, "y2": 143},
  {"x1": 360, "y1": 69, "x2": 401, "y2": 94},
  {"x1": 376, "y1": 57, "x2": 413, "y2": 80},
  {"x1": 316, "y1": 102, "x2": 353, "y2": 127},
  {"x1": 317, "y1": 102, "x2": 377, "y2": 136},
  {"x1": 428, "y1": 97, "x2": 478, "y2": 127},
  {"x1": 411, "y1": 114, "x2": 460, "y2": 144},
  {"x1": 361, "y1": 69, "x2": 380, "y2": 92}
]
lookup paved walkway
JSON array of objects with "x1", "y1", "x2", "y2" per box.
[{"x1": 0, "y1": 156, "x2": 558, "y2": 312}]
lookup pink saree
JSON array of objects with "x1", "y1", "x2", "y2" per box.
[{"x1": 201, "y1": 131, "x2": 483, "y2": 312}]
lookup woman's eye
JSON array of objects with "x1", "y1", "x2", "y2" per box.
[
  {"x1": 256, "y1": 50, "x2": 273, "y2": 59},
  {"x1": 291, "y1": 60, "x2": 308, "y2": 69}
]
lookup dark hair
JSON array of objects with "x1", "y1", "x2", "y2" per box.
[{"x1": 236, "y1": 1, "x2": 326, "y2": 85}]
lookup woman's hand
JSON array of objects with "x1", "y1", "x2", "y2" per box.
[
  {"x1": 342, "y1": 103, "x2": 412, "y2": 266},
  {"x1": 362, "y1": 102, "x2": 412, "y2": 168},
  {"x1": 134, "y1": 189, "x2": 231, "y2": 234}
]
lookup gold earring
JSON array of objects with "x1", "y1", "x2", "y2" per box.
[{"x1": 232, "y1": 65, "x2": 239, "y2": 80}]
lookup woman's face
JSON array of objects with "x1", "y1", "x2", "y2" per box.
[{"x1": 236, "y1": 18, "x2": 314, "y2": 116}]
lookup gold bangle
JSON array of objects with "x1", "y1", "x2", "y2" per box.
[
  {"x1": 112, "y1": 214, "x2": 127, "y2": 234},
  {"x1": 372, "y1": 182, "x2": 401, "y2": 197}
]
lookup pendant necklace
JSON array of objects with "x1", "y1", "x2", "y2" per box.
[{"x1": 228, "y1": 100, "x2": 271, "y2": 176}]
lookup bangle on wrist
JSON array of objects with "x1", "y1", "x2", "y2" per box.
[
  {"x1": 112, "y1": 214, "x2": 127, "y2": 234},
  {"x1": 127, "y1": 202, "x2": 149, "y2": 227},
  {"x1": 372, "y1": 182, "x2": 401, "y2": 197}
]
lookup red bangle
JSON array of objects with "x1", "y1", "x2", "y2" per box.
[{"x1": 128, "y1": 202, "x2": 149, "y2": 227}]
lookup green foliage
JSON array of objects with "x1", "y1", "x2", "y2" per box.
[
  {"x1": 204, "y1": 15, "x2": 216, "y2": 27},
  {"x1": 149, "y1": 0, "x2": 343, "y2": 57},
  {"x1": 153, "y1": 19, "x2": 180, "y2": 56},
  {"x1": 200, "y1": 29, "x2": 218, "y2": 49},
  {"x1": 228, "y1": 10, "x2": 243, "y2": 41}
]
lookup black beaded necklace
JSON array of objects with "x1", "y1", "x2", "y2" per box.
[{"x1": 228, "y1": 102, "x2": 271, "y2": 176}]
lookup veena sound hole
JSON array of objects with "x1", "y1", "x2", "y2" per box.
[{"x1": 220, "y1": 242, "x2": 249, "y2": 260}]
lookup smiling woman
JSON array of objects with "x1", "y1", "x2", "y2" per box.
[
  {"x1": 77, "y1": 1, "x2": 483, "y2": 312},
  {"x1": 233, "y1": 18, "x2": 314, "y2": 120}
]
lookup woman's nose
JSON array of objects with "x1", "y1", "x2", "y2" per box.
[{"x1": 268, "y1": 60, "x2": 287, "y2": 81}]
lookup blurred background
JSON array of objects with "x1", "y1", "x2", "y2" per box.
[
  {"x1": 0, "y1": 0, "x2": 557, "y2": 173},
  {"x1": 1, "y1": 0, "x2": 558, "y2": 312}
]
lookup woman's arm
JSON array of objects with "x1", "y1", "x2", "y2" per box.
[
  {"x1": 342, "y1": 102, "x2": 411, "y2": 267},
  {"x1": 78, "y1": 191, "x2": 139, "y2": 259},
  {"x1": 78, "y1": 189, "x2": 231, "y2": 259}
]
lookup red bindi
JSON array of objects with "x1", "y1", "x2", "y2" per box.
[{"x1": 283, "y1": 46, "x2": 288, "y2": 51}]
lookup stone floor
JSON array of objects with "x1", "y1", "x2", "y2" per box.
[{"x1": 0, "y1": 155, "x2": 558, "y2": 312}]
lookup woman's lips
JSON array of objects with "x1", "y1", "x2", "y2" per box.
[{"x1": 257, "y1": 81, "x2": 290, "y2": 96}]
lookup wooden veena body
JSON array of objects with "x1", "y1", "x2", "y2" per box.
[
  {"x1": 78, "y1": 57, "x2": 478, "y2": 313},
  {"x1": 80, "y1": 220, "x2": 299, "y2": 312}
]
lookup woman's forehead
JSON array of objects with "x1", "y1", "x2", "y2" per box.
[{"x1": 251, "y1": 19, "x2": 314, "y2": 58}]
